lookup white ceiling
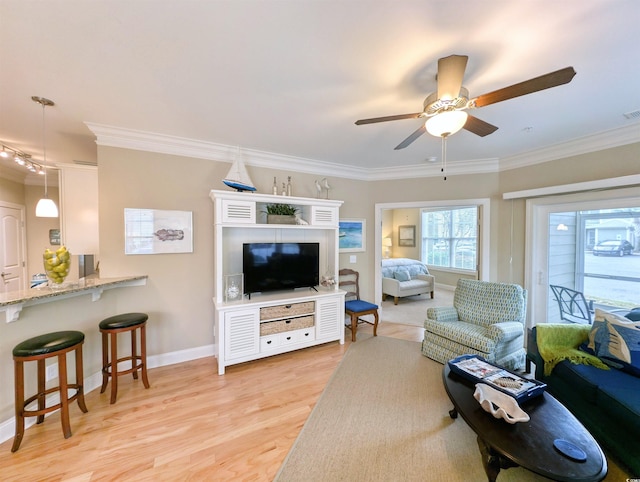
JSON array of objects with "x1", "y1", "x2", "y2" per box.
[{"x1": 1, "y1": 0, "x2": 639, "y2": 181}]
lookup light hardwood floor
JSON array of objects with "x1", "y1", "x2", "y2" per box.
[{"x1": 1, "y1": 322, "x2": 424, "y2": 481}]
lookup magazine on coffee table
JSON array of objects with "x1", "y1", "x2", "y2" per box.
[{"x1": 448, "y1": 354, "x2": 546, "y2": 402}]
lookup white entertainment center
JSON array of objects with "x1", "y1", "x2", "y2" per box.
[{"x1": 210, "y1": 190, "x2": 346, "y2": 375}]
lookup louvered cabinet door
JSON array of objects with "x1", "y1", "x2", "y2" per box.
[
  {"x1": 221, "y1": 199, "x2": 256, "y2": 224},
  {"x1": 315, "y1": 295, "x2": 342, "y2": 341},
  {"x1": 224, "y1": 309, "x2": 260, "y2": 360},
  {"x1": 310, "y1": 206, "x2": 338, "y2": 226}
]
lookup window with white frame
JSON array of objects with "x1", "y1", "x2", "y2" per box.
[{"x1": 422, "y1": 206, "x2": 478, "y2": 270}]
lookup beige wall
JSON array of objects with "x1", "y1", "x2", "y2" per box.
[
  {"x1": 0, "y1": 176, "x2": 25, "y2": 204},
  {"x1": 0, "y1": 141, "x2": 637, "y2": 430},
  {"x1": 381, "y1": 209, "x2": 393, "y2": 258},
  {"x1": 495, "y1": 143, "x2": 640, "y2": 284},
  {"x1": 390, "y1": 208, "x2": 421, "y2": 260}
]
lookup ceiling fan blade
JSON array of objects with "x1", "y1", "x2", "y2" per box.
[
  {"x1": 394, "y1": 125, "x2": 426, "y2": 150},
  {"x1": 437, "y1": 55, "x2": 468, "y2": 100},
  {"x1": 473, "y1": 66, "x2": 576, "y2": 108},
  {"x1": 463, "y1": 115, "x2": 498, "y2": 137},
  {"x1": 355, "y1": 113, "x2": 422, "y2": 125}
]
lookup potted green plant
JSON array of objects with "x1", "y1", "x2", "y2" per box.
[{"x1": 264, "y1": 203, "x2": 298, "y2": 224}]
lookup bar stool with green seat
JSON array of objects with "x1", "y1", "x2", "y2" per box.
[
  {"x1": 12, "y1": 330, "x2": 88, "y2": 452},
  {"x1": 99, "y1": 312, "x2": 150, "y2": 404}
]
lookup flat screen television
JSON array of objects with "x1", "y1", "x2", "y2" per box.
[{"x1": 243, "y1": 242, "x2": 319, "y2": 295}]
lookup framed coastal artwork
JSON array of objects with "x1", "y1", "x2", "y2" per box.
[
  {"x1": 339, "y1": 219, "x2": 366, "y2": 252},
  {"x1": 398, "y1": 225, "x2": 416, "y2": 247},
  {"x1": 124, "y1": 208, "x2": 193, "y2": 255}
]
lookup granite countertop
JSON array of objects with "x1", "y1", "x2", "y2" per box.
[
  {"x1": 0, "y1": 275, "x2": 148, "y2": 323},
  {"x1": 0, "y1": 275, "x2": 148, "y2": 307}
]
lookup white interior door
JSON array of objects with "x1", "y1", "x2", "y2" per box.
[{"x1": 0, "y1": 203, "x2": 28, "y2": 292}]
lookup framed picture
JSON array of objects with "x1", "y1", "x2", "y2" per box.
[
  {"x1": 398, "y1": 225, "x2": 416, "y2": 247},
  {"x1": 124, "y1": 208, "x2": 193, "y2": 255},
  {"x1": 49, "y1": 229, "x2": 61, "y2": 245},
  {"x1": 339, "y1": 219, "x2": 366, "y2": 252}
]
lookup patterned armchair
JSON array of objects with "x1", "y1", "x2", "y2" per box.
[{"x1": 421, "y1": 279, "x2": 528, "y2": 370}]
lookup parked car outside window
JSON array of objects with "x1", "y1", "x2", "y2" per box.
[{"x1": 592, "y1": 240, "x2": 634, "y2": 257}]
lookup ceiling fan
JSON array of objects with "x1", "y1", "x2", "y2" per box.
[{"x1": 355, "y1": 55, "x2": 576, "y2": 150}]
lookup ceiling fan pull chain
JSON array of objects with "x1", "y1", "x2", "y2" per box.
[{"x1": 441, "y1": 136, "x2": 447, "y2": 181}]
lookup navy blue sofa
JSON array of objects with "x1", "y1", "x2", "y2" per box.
[{"x1": 527, "y1": 325, "x2": 640, "y2": 476}]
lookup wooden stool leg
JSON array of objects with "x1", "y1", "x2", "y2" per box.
[
  {"x1": 109, "y1": 331, "x2": 118, "y2": 404},
  {"x1": 75, "y1": 344, "x2": 88, "y2": 413},
  {"x1": 140, "y1": 324, "x2": 150, "y2": 389},
  {"x1": 58, "y1": 352, "x2": 72, "y2": 439},
  {"x1": 131, "y1": 328, "x2": 138, "y2": 380},
  {"x1": 12, "y1": 359, "x2": 25, "y2": 452},
  {"x1": 100, "y1": 331, "x2": 109, "y2": 394},
  {"x1": 36, "y1": 359, "x2": 46, "y2": 424}
]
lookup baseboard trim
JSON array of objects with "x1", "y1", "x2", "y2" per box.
[
  {"x1": 434, "y1": 283, "x2": 455, "y2": 292},
  {"x1": 0, "y1": 344, "x2": 216, "y2": 446}
]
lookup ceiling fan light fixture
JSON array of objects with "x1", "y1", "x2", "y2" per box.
[{"x1": 426, "y1": 110, "x2": 468, "y2": 137}]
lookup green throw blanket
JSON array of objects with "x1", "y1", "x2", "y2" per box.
[{"x1": 536, "y1": 324, "x2": 609, "y2": 376}]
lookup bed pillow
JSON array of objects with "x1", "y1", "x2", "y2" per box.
[
  {"x1": 393, "y1": 269, "x2": 411, "y2": 282},
  {"x1": 581, "y1": 308, "x2": 640, "y2": 377}
]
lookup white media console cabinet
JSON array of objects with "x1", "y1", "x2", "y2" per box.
[{"x1": 210, "y1": 190, "x2": 346, "y2": 375}]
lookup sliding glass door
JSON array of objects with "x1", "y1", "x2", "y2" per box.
[{"x1": 526, "y1": 187, "x2": 640, "y2": 326}]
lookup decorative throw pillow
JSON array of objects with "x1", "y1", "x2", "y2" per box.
[
  {"x1": 581, "y1": 308, "x2": 640, "y2": 377},
  {"x1": 393, "y1": 269, "x2": 411, "y2": 282}
]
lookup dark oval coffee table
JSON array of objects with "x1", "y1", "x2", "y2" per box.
[{"x1": 443, "y1": 364, "x2": 607, "y2": 482}]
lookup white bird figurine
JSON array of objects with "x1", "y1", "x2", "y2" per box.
[
  {"x1": 315, "y1": 180, "x2": 322, "y2": 198},
  {"x1": 322, "y1": 178, "x2": 331, "y2": 199}
]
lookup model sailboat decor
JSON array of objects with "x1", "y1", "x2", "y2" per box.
[{"x1": 223, "y1": 147, "x2": 256, "y2": 192}]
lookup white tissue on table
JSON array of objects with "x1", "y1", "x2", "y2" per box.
[{"x1": 473, "y1": 383, "x2": 530, "y2": 424}]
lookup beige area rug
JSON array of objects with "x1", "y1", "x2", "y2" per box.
[
  {"x1": 380, "y1": 289, "x2": 454, "y2": 327},
  {"x1": 275, "y1": 335, "x2": 626, "y2": 482}
]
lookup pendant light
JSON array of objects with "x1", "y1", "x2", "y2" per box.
[{"x1": 32, "y1": 96, "x2": 59, "y2": 218}]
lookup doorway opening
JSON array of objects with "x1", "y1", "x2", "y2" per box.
[{"x1": 374, "y1": 198, "x2": 490, "y2": 307}]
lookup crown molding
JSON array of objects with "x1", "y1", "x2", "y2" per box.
[
  {"x1": 85, "y1": 122, "x2": 371, "y2": 180},
  {"x1": 500, "y1": 122, "x2": 640, "y2": 170},
  {"x1": 85, "y1": 121, "x2": 639, "y2": 181},
  {"x1": 364, "y1": 157, "x2": 500, "y2": 181}
]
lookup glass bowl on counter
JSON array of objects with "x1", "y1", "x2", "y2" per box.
[{"x1": 43, "y1": 246, "x2": 71, "y2": 287}]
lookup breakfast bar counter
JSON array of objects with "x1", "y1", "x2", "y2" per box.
[{"x1": 0, "y1": 275, "x2": 148, "y2": 323}]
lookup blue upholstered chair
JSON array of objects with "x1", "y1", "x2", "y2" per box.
[
  {"x1": 422, "y1": 279, "x2": 528, "y2": 370},
  {"x1": 339, "y1": 268, "x2": 379, "y2": 342}
]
